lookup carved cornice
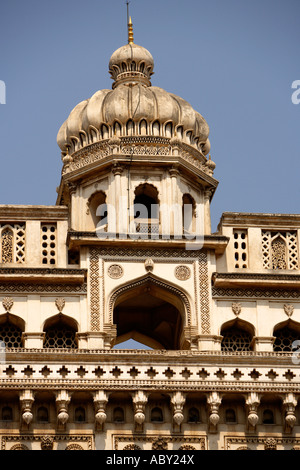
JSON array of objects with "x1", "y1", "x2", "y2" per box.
[
  {"x1": 0, "y1": 205, "x2": 68, "y2": 221},
  {"x1": 0, "y1": 267, "x2": 87, "y2": 285},
  {"x1": 212, "y1": 272, "x2": 300, "y2": 289},
  {"x1": 67, "y1": 232, "x2": 228, "y2": 254}
]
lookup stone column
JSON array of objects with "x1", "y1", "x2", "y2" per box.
[
  {"x1": 203, "y1": 189, "x2": 212, "y2": 235},
  {"x1": 67, "y1": 182, "x2": 78, "y2": 231},
  {"x1": 169, "y1": 166, "x2": 182, "y2": 238},
  {"x1": 112, "y1": 163, "x2": 124, "y2": 236}
]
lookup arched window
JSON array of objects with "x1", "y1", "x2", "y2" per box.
[
  {"x1": 113, "y1": 407, "x2": 124, "y2": 423},
  {"x1": 101, "y1": 124, "x2": 109, "y2": 140},
  {"x1": 89, "y1": 127, "x2": 98, "y2": 143},
  {"x1": 182, "y1": 194, "x2": 196, "y2": 235},
  {"x1": 37, "y1": 406, "x2": 49, "y2": 423},
  {"x1": 113, "y1": 121, "x2": 122, "y2": 136},
  {"x1": 225, "y1": 408, "x2": 236, "y2": 423},
  {"x1": 188, "y1": 407, "x2": 200, "y2": 423},
  {"x1": 87, "y1": 191, "x2": 107, "y2": 232},
  {"x1": 152, "y1": 121, "x2": 160, "y2": 136},
  {"x1": 165, "y1": 122, "x2": 173, "y2": 138},
  {"x1": 271, "y1": 235, "x2": 287, "y2": 269},
  {"x1": 0, "y1": 320, "x2": 23, "y2": 348},
  {"x1": 1, "y1": 227, "x2": 13, "y2": 263},
  {"x1": 221, "y1": 321, "x2": 253, "y2": 352},
  {"x1": 43, "y1": 315, "x2": 78, "y2": 349},
  {"x1": 133, "y1": 184, "x2": 159, "y2": 235},
  {"x1": 126, "y1": 119, "x2": 134, "y2": 136},
  {"x1": 2, "y1": 406, "x2": 13, "y2": 421},
  {"x1": 139, "y1": 119, "x2": 147, "y2": 136},
  {"x1": 263, "y1": 409, "x2": 274, "y2": 425},
  {"x1": 74, "y1": 406, "x2": 86, "y2": 423},
  {"x1": 151, "y1": 407, "x2": 163, "y2": 423},
  {"x1": 273, "y1": 324, "x2": 300, "y2": 352}
]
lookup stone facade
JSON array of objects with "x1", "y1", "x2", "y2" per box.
[{"x1": 0, "y1": 25, "x2": 299, "y2": 451}]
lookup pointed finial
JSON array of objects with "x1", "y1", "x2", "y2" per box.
[{"x1": 128, "y1": 16, "x2": 134, "y2": 44}]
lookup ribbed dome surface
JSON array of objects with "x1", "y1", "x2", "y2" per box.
[{"x1": 57, "y1": 42, "x2": 210, "y2": 156}]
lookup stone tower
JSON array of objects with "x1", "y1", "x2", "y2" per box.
[{"x1": 0, "y1": 18, "x2": 299, "y2": 451}]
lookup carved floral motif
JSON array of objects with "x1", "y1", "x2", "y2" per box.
[
  {"x1": 175, "y1": 265, "x2": 191, "y2": 281},
  {"x1": 107, "y1": 264, "x2": 124, "y2": 279}
]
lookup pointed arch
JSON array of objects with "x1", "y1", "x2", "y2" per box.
[
  {"x1": 43, "y1": 313, "x2": 78, "y2": 349},
  {"x1": 86, "y1": 190, "x2": 107, "y2": 231},
  {"x1": 108, "y1": 273, "x2": 192, "y2": 325},
  {"x1": 220, "y1": 318, "x2": 255, "y2": 352},
  {"x1": 273, "y1": 318, "x2": 300, "y2": 352},
  {"x1": 108, "y1": 274, "x2": 193, "y2": 349},
  {"x1": 0, "y1": 312, "x2": 25, "y2": 348}
]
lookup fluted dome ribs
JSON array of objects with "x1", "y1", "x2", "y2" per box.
[{"x1": 57, "y1": 42, "x2": 210, "y2": 157}]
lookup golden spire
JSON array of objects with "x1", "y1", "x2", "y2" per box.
[{"x1": 128, "y1": 16, "x2": 134, "y2": 44}]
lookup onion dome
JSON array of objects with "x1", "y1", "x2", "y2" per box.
[{"x1": 57, "y1": 18, "x2": 210, "y2": 157}]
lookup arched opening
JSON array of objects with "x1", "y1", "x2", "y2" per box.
[
  {"x1": 133, "y1": 184, "x2": 159, "y2": 235},
  {"x1": 225, "y1": 408, "x2": 236, "y2": 423},
  {"x1": 152, "y1": 121, "x2": 160, "y2": 136},
  {"x1": 101, "y1": 124, "x2": 109, "y2": 139},
  {"x1": 112, "y1": 276, "x2": 187, "y2": 350},
  {"x1": 0, "y1": 313, "x2": 25, "y2": 348},
  {"x1": 2, "y1": 406, "x2": 13, "y2": 421},
  {"x1": 1, "y1": 227, "x2": 14, "y2": 263},
  {"x1": 271, "y1": 235, "x2": 287, "y2": 269},
  {"x1": 165, "y1": 122, "x2": 173, "y2": 138},
  {"x1": 43, "y1": 314, "x2": 78, "y2": 349},
  {"x1": 273, "y1": 320, "x2": 300, "y2": 352},
  {"x1": 86, "y1": 191, "x2": 107, "y2": 232},
  {"x1": 37, "y1": 406, "x2": 49, "y2": 423},
  {"x1": 262, "y1": 409, "x2": 274, "y2": 424},
  {"x1": 221, "y1": 319, "x2": 254, "y2": 352},
  {"x1": 151, "y1": 407, "x2": 163, "y2": 423},
  {"x1": 74, "y1": 406, "x2": 86, "y2": 423},
  {"x1": 113, "y1": 407, "x2": 125, "y2": 423},
  {"x1": 139, "y1": 119, "x2": 148, "y2": 136},
  {"x1": 182, "y1": 193, "x2": 196, "y2": 235},
  {"x1": 188, "y1": 407, "x2": 200, "y2": 423},
  {"x1": 113, "y1": 121, "x2": 122, "y2": 136},
  {"x1": 126, "y1": 119, "x2": 134, "y2": 136}
]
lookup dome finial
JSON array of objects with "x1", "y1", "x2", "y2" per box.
[
  {"x1": 128, "y1": 16, "x2": 134, "y2": 44},
  {"x1": 126, "y1": 1, "x2": 134, "y2": 44}
]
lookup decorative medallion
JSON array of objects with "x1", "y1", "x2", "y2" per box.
[
  {"x1": 284, "y1": 303, "x2": 294, "y2": 317},
  {"x1": 108, "y1": 264, "x2": 124, "y2": 279},
  {"x1": 175, "y1": 265, "x2": 191, "y2": 281},
  {"x1": 2, "y1": 297, "x2": 14, "y2": 313},
  {"x1": 231, "y1": 302, "x2": 242, "y2": 316}
]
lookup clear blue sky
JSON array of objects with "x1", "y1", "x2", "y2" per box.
[{"x1": 0, "y1": 0, "x2": 299, "y2": 231}]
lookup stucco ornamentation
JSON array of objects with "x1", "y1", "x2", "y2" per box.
[{"x1": 108, "y1": 264, "x2": 124, "y2": 279}]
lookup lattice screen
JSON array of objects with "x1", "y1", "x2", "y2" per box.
[
  {"x1": 233, "y1": 229, "x2": 248, "y2": 268},
  {"x1": 0, "y1": 224, "x2": 25, "y2": 264},
  {"x1": 262, "y1": 230, "x2": 298, "y2": 270},
  {"x1": 41, "y1": 223, "x2": 57, "y2": 265}
]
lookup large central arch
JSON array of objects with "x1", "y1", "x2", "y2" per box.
[{"x1": 109, "y1": 274, "x2": 192, "y2": 350}]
